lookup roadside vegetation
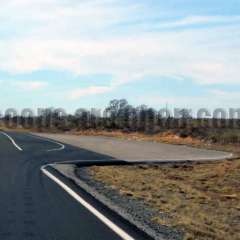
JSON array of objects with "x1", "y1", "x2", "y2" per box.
[
  {"x1": 2, "y1": 99, "x2": 240, "y2": 147},
  {"x1": 89, "y1": 160, "x2": 240, "y2": 240}
]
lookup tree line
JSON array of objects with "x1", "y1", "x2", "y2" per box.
[{"x1": 1, "y1": 99, "x2": 240, "y2": 133}]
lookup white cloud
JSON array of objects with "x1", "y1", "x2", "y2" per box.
[
  {"x1": 155, "y1": 15, "x2": 240, "y2": 28},
  {"x1": 68, "y1": 85, "x2": 113, "y2": 100},
  {"x1": 209, "y1": 89, "x2": 240, "y2": 99},
  {"x1": 2, "y1": 24, "x2": 239, "y2": 87},
  {"x1": 138, "y1": 88, "x2": 240, "y2": 110},
  {"x1": 12, "y1": 81, "x2": 48, "y2": 91},
  {"x1": 0, "y1": 0, "x2": 240, "y2": 93}
]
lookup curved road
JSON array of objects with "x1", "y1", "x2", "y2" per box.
[
  {"x1": 35, "y1": 133, "x2": 233, "y2": 162},
  {"x1": 0, "y1": 131, "x2": 150, "y2": 240}
]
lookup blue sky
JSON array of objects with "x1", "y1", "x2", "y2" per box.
[{"x1": 0, "y1": 0, "x2": 240, "y2": 112}]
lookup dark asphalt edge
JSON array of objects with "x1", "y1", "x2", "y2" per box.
[
  {"x1": 56, "y1": 157, "x2": 239, "y2": 167},
  {"x1": 43, "y1": 164, "x2": 154, "y2": 240}
]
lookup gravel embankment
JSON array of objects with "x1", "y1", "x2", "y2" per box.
[{"x1": 53, "y1": 164, "x2": 183, "y2": 240}]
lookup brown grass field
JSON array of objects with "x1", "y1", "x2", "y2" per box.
[{"x1": 89, "y1": 160, "x2": 240, "y2": 240}]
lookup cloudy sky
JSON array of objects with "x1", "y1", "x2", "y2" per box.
[{"x1": 0, "y1": 0, "x2": 239, "y2": 111}]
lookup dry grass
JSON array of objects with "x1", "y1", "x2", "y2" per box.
[
  {"x1": 75, "y1": 130, "x2": 203, "y2": 145},
  {"x1": 0, "y1": 125, "x2": 32, "y2": 132},
  {"x1": 89, "y1": 160, "x2": 240, "y2": 240}
]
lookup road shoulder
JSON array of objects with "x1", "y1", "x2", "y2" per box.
[
  {"x1": 33, "y1": 133, "x2": 234, "y2": 162},
  {"x1": 52, "y1": 163, "x2": 183, "y2": 240}
]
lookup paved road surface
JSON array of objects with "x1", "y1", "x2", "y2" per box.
[
  {"x1": 0, "y1": 131, "x2": 150, "y2": 240},
  {"x1": 35, "y1": 133, "x2": 233, "y2": 161}
]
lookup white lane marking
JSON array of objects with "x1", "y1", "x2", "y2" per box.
[
  {"x1": 29, "y1": 134, "x2": 65, "y2": 152},
  {"x1": 41, "y1": 167, "x2": 135, "y2": 240},
  {"x1": 0, "y1": 131, "x2": 23, "y2": 151}
]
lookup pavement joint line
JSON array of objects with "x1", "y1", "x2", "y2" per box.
[
  {"x1": 41, "y1": 165, "x2": 135, "y2": 240},
  {"x1": 28, "y1": 133, "x2": 65, "y2": 152},
  {"x1": 0, "y1": 131, "x2": 23, "y2": 151}
]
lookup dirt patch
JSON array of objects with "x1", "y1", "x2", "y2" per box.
[{"x1": 89, "y1": 160, "x2": 240, "y2": 240}]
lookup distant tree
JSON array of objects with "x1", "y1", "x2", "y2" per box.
[
  {"x1": 75, "y1": 109, "x2": 90, "y2": 130},
  {"x1": 178, "y1": 109, "x2": 192, "y2": 128},
  {"x1": 105, "y1": 99, "x2": 129, "y2": 129},
  {"x1": 179, "y1": 109, "x2": 192, "y2": 119},
  {"x1": 145, "y1": 107, "x2": 156, "y2": 133},
  {"x1": 136, "y1": 105, "x2": 148, "y2": 131}
]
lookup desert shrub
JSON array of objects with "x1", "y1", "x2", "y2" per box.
[
  {"x1": 178, "y1": 129, "x2": 189, "y2": 138},
  {"x1": 206, "y1": 129, "x2": 240, "y2": 144},
  {"x1": 220, "y1": 131, "x2": 240, "y2": 144}
]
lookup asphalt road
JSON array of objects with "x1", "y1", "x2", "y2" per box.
[
  {"x1": 0, "y1": 131, "x2": 151, "y2": 240},
  {"x1": 36, "y1": 133, "x2": 233, "y2": 161}
]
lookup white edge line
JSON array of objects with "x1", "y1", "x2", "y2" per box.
[
  {"x1": 0, "y1": 131, "x2": 23, "y2": 151},
  {"x1": 29, "y1": 134, "x2": 65, "y2": 152},
  {"x1": 41, "y1": 166, "x2": 135, "y2": 240}
]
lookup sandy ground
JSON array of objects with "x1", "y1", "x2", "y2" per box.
[{"x1": 35, "y1": 133, "x2": 233, "y2": 161}]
